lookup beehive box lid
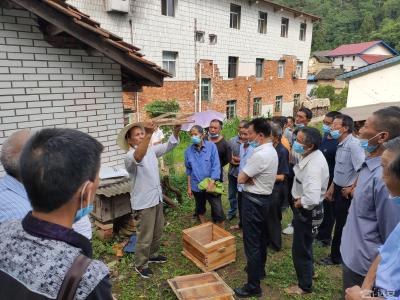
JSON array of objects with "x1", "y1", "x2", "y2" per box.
[
  {"x1": 183, "y1": 223, "x2": 234, "y2": 250},
  {"x1": 96, "y1": 177, "x2": 131, "y2": 197},
  {"x1": 167, "y1": 272, "x2": 234, "y2": 300}
]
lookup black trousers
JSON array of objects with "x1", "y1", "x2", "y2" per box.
[
  {"x1": 266, "y1": 183, "x2": 285, "y2": 251},
  {"x1": 237, "y1": 191, "x2": 243, "y2": 228},
  {"x1": 192, "y1": 191, "x2": 226, "y2": 223},
  {"x1": 242, "y1": 192, "x2": 272, "y2": 291},
  {"x1": 316, "y1": 198, "x2": 335, "y2": 245},
  {"x1": 292, "y1": 208, "x2": 314, "y2": 292},
  {"x1": 342, "y1": 263, "x2": 365, "y2": 299},
  {"x1": 331, "y1": 184, "x2": 352, "y2": 263}
]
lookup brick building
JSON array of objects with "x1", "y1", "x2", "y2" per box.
[
  {"x1": 67, "y1": 0, "x2": 320, "y2": 120},
  {"x1": 0, "y1": 0, "x2": 169, "y2": 176}
]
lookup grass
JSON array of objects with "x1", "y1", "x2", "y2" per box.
[{"x1": 93, "y1": 171, "x2": 342, "y2": 300}]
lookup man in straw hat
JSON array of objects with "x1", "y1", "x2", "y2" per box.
[{"x1": 117, "y1": 121, "x2": 181, "y2": 279}]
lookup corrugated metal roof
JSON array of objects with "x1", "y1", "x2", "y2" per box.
[
  {"x1": 360, "y1": 54, "x2": 392, "y2": 64},
  {"x1": 97, "y1": 177, "x2": 131, "y2": 197},
  {"x1": 328, "y1": 40, "x2": 381, "y2": 56},
  {"x1": 340, "y1": 101, "x2": 400, "y2": 121},
  {"x1": 337, "y1": 55, "x2": 400, "y2": 80}
]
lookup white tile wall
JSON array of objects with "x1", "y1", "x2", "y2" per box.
[{"x1": 0, "y1": 7, "x2": 126, "y2": 176}]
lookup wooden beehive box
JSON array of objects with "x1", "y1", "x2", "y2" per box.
[
  {"x1": 182, "y1": 222, "x2": 236, "y2": 272},
  {"x1": 168, "y1": 272, "x2": 234, "y2": 300}
]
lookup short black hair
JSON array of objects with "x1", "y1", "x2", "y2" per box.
[
  {"x1": 272, "y1": 116, "x2": 288, "y2": 129},
  {"x1": 248, "y1": 117, "x2": 272, "y2": 137},
  {"x1": 239, "y1": 120, "x2": 249, "y2": 127},
  {"x1": 298, "y1": 107, "x2": 313, "y2": 120},
  {"x1": 373, "y1": 106, "x2": 400, "y2": 139},
  {"x1": 191, "y1": 125, "x2": 204, "y2": 134},
  {"x1": 271, "y1": 122, "x2": 283, "y2": 138},
  {"x1": 335, "y1": 114, "x2": 354, "y2": 133},
  {"x1": 20, "y1": 128, "x2": 104, "y2": 213},
  {"x1": 385, "y1": 137, "x2": 400, "y2": 181},
  {"x1": 300, "y1": 127, "x2": 322, "y2": 151},
  {"x1": 326, "y1": 111, "x2": 341, "y2": 119},
  {"x1": 287, "y1": 116, "x2": 294, "y2": 122},
  {"x1": 210, "y1": 119, "x2": 223, "y2": 128}
]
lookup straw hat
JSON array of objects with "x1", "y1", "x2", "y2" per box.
[{"x1": 117, "y1": 122, "x2": 144, "y2": 151}]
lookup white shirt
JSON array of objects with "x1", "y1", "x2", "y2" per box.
[
  {"x1": 151, "y1": 128, "x2": 165, "y2": 145},
  {"x1": 125, "y1": 135, "x2": 178, "y2": 210},
  {"x1": 292, "y1": 150, "x2": 329, "y2": 210},
  {"x1": 242, "y1": 142, "x2": 278, "y2": 195}
]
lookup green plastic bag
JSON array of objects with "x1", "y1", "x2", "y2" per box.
[{"x1": 197, "y1": 178, "x2": 226, "y2": 195}]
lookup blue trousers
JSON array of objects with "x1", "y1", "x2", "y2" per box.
[{"x1": 228, "y1": 174, "x2": 238, "y2": 218}]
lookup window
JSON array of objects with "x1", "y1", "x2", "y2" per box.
[
  {"x1": 201, "y1": 78, "x2": 211, "y2": 101},
  {"x1": 281, "y1": 18, "x2": 289, "y2": 37},
  {"x1": 299, "y1": 23, "x2": 306, "y2": 41},
  {"x1": 258, "y1": 11, "x2": 267, "y2": 34},
  {"x1": 162, "y1": 51, "x2": 177, "y2": 77},
  {"x1": 226, "y1": 100, "x2": 237, "y2": 119},
  {"x1": 275, "y1": 96, "x2": 283, "y2": 113},
  {"x1": 161, "y1": 0, "x2": 175, "y2": 17},
  {"x1": 352, "y1": 56, "x2": 355, "y2": 61},
  {"x1": 230, "y1": 4, "x2": 241, "y2": 29},
  {"x1": 333, "y1": 57, "x2": 335, "y2": 62},
  {"x1": 295, "y1": 61, "x2": 303, "y2": 78},
  {"x1": 195, "y1": 31, "x2": 205, "y2": 43},
  {"x1": 209, "y1": 34, "x2": 217, "y2": 45},
  {"x1": 341, "y1": 56, "x2": 344, "y2": 61},
  {"x1": 228, "y1": 56, "x2": 238, "y2": 78},
  {"x1": 278, "y1": 60, "x2": 285, "y2": 78},
  {"x1": 253, "y1": 97, "x2": 261, "y2": 116},
  {"x1": 340, "y1": 64, "x2": 344, "y2": 69},
  {"x1": 293, "y1": 93, "x2": 300, "y2": 107},
  {"x1": 351, "y1": 66, "x2": 355, "y2": 71},
  {"x1": 256, "y1": 58, "x2": 264, "y2": 78}
]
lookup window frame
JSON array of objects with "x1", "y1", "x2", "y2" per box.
[
  {"x1": 256, "y1": 58, "x2": 264, "y2": 78},
  {"x1": 293, "y1": 93, "x2": 300, "y2": 107},
  {"x1": 161, "y1": 0, "x2": 175, "y2": 17},
  {"x1": 296, "y1": 61, "x2": 303, "y2": 78},
  {"x1": 281, "y1": 17, "x2": 289, "y2": 38},
  {"x1": 228, "y1": 56, "x2": 238, "y2": 78},
  {"x1": 209, "y1": 34, "x2": 217, "y2": 45},
  {"x1": 162, "y1": 51, "x2": 178, "y2": 77},
  {"x1": 278, "y1": 60, "x2": 285, "y2": 78},
  {"x1": 230, "y1": 4, "x2": 241, "y2": 29},
  {"x1": 299, "y1": 22, "x2": 306, "y2": 41},
  {"x1": 253, "y1": 97, "x2": 261, "y2": 116},
  {"x1": 201, "y1": 78, "x2": 212, "y2": 101},
  {"x1": 275, "y1": 95, "x2": 283, "y2": 113},
  {"x1": 195, "y1": 31, "x2": 205, "y2": 43},
  {"x1": 226, "y1": 100, "x2": 237, "y2": 119},
  {"x1": 258, "y1": 11, "x2": 268, "y2": 34}
]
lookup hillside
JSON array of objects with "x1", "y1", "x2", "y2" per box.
[{"x1": 275, "y1": 0, "x2": 400, "y2": 51}]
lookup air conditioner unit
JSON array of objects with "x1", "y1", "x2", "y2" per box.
[{"x1": 105, "y1": 0, "x2": 129, "y2": 13}]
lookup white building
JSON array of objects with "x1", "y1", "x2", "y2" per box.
[
  {"x1": 67, "y1": 0, "x2": 320, "y2": 118},
  {"x1": 337, "y1": 56, "x2": 400, "y2": 108}
]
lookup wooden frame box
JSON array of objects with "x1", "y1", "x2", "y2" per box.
[
  {"x1": 168, "y1": 272, "x2": 234, "y2": 300},
  {"x1": 182, "y1": 222, "x2": 236, "y2": 272}
]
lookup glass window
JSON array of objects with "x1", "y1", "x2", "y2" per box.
[
  {"x1": 162, "y1": 51, "x2": 178, "y2": 77},
  {"x1": 226, "y1": 100, "x2": 237, "y2": 119},
  {"x1": 228, "y1": 56, "x2": 238, "y2": 78},
  {"x1": 161, "y1": 0, "x2": 175, "y2": 17},
  {"x1": 201, "y1": 78, "x2": 211, "y2": 101},
  {"x1": 209, "y1": 34, "x2": 217, "y2": 45},
  {"x1": 195, "y1": 31, "x2": 205, "y2": 43},
  {"x1": 256, "y1": 58, "x2": 264, "y2": 78},
  {"x1": 278, "y1": 60, "x2": 285, "y2": 78},
  {"x1": 299, "y1": 23, "x2": 306, "y2": 41},
  {"x1": 230, "y1": 4, "x2": 241, "y2": 29},
  {"x1": 258, "y1": 11, "x2": 267, "y2": 34},
  {"x1": 281, "y1": 18, "x2": 289, "y2": 37},
  {"x1": 253, "y1": 97, "x2": 261, "y2": 116},
  {"x1": 293, "y1": 94, "x2": 300, "y2": 107},
  {"x1": 275, "y1": 96, "x2": 283, "y2": 113},
  {"x1": 296, "y1": 61, "x2": 303, "y2": 78}
]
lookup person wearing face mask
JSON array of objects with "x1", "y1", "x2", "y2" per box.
[
  {"x1": 345, "y1": 136, "x2": 400, "y2": 300},
  {"x1": 285, "y1": 127, "x2": 329, "y2": 295},
  {"x1": 340, "y1": 107, "x2": 400, "y2": 295},
  {"x1": 185, "y1": 125, "x2": 225, "y2": 227},
  {"x1": 234, "y1": 118, "x2": 278, "y2": 298},
  {"x1": 0, "y1": 128, "x2": 113, "y2": 300},
  {"x1": 206, "y1": 119, "x2": 231, "y2": 182},
  {"x1": 283, "y1": 107, "x2": 313, "y2": 235},
  {"x1": 319, "y1": 114, "x2": 365, "y2": 267},
  {"x1": 315, "y1": 111, "x2": 341, "y2": 247}
]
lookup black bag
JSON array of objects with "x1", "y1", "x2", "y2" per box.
[{"x1": 57, "y1": 254, "x2": 91, "y2": 300}]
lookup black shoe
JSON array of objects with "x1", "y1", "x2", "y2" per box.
[
  {"x1": 227, "y1": 214, "x2": 236, "y2": 221},
  {"x1": 135, "y1": 266, "x2": 153, "y2": 279},
  {"x1": 234, "y1": 285, "x2": 262, "y2": 298},
  {"x1": 318, "y1": 256, "x2": 341, "y2": 266},
  {"x1": 149, "y1": 255, "x2": 167, "y2": 264}
]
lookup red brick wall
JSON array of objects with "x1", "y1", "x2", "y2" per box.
[{"x1": 133, "y1": 56, "x2": 307, "y2": 120}]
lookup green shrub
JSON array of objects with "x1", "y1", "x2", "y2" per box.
[{"x1": 144, "y1": 99, "x2": 180, "y2": 118}]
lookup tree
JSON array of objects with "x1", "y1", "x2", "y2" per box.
[
  {"x1": 360, "y1": 14, "x2": 376, "y2": 38},
  {"x1": 144, "y1": 99, "x2": 180, "y2": 118}
]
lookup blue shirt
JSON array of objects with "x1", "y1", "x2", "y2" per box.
[
  {"x1": 238, "y1": 143, "x2": 254, "y2": 192},
  {"x1": 275, "y1": 143, "x2": 289, "y2": 177},
  {"x1": 376, "y1": 222, "x2": 400, "y2": 299},
  {"x1": 341, "y1": 156, "x2": 400, "y2": 275},
  {"x1": 333, "y1": 134, "x2": 365, "y2": 187},
  {"x1": 228, "y1": 135, "x2": 241, "y2": 177},
  {"x1": 185, "y1": 141, "x2": 221, "y2": 192},
  {"x1": 319, "y1": 134, "x2": 338, "y2": 182},
  {"x1": 0, "y1": 174, "x2": 31, "y2": 224}
]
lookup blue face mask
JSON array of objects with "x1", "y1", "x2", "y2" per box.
[
  {"x1": 293, "y1": 141, "x2": 305, "y2": 154},
  {"x1": 322, "y1": 124, "x2": 331, "y2": 134},
  {"x1": 249, "y1": 140, "x2": 259, "y2": 148},
  {"x1": 74, "y1": 182, "x2": 93, "y2": 223},
  {"x1": 295, "y1": 123, "x2": 305, "y2": 129},
  {"x1": 330, "y1": 129, "x2": 342, "y2": 140},
  {"x1": 191, "y1": 136, "x2": 201, "y2": 145},
  {"x1": 209, "y1": 133, "x2": 219, "y2": 138},
  {"x1": 392, "y1": 196, "x2": 400, "y2": 206},
  {"x1": 359, "y1": 132, "x2": 382, "y2": 153}
]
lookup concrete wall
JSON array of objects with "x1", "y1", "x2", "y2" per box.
[
  {"x1": 346, "y1": 63, "x2": 400, "y2": 107},
  {"x1": 331, "y1": 55, "x2": 367, "y2": 72},
  {"x1": 363, "y1": 44, "x2": 393, "y2": 56},
  {"x1": 0, "y1": 7, "x2": 126, "y2": 176}
]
